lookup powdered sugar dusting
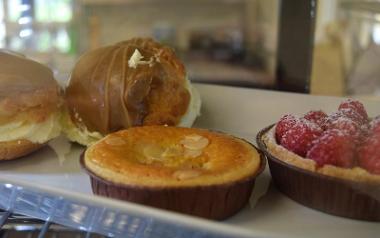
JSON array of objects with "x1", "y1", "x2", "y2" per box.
[
  {"x1": 265, "y1": 124, "x2": 380, "y2": 181},
  {"x1": 338, "y1": 99, "x2": 369, "y2": 125},
  {"x1": 280, "y1": 118, "x2": 322, "y2": 157},
  {"x1": 301, "y1": 118, "x2": 322, "y2": 131},
  {"x1": 306, "y1": 129, "x2": 356, "y2": 168},
  {"x1": 339, "y1": 108, "x2": 366, "y2": 124},
  {"x1": 370, "y1": 116, "x2": 380, "y2": 132},
  {"x1": 304, "y1": 110, "x2": 327, "y2": 127},
  {"x1": 327, "y1": 116, "x2": 362, "y2": 140},
  {"x1": 272, "y1": 98, "x2": 380, "y2": 174},
  {"x1": 358, "y1": 133, "x2": 380, "y2": 174},
  {"x1": 371, "y1": 115, "x2": 380, "y2": 124},
  {"x1": 275, "y1": 114, "x2": 298, "y2": 142},
  {"x1": 339, "y1": 99, "x2": 368, "y2": 117}
]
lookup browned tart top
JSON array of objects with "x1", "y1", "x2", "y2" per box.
[{"x1": 84, "y1": 126, "x2": 262, "y2": 187}]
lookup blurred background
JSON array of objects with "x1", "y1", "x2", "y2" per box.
[{"x1": 0, "y1": 0, "x2": 379, "y2": 99}]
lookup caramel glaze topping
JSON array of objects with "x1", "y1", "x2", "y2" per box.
[
  {"x1": 65, "y1": 38, "x2": 191, "y2": 135},
  {"x1": 0, "y1": 51, "x2": 60, "y2": 124}
]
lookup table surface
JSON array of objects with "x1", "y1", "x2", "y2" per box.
[{"x1": 0, "y1": 84, "x2": 379, "y2": 238}]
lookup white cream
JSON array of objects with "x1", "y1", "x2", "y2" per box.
[
  {"x1": 61, "y1": 110, "x2": 103, "y2": 146},
  {"x1": 178, "y1": 79, "x2": 201, "y2": 127},
  {"x1": 47, "y1": 135, "x2": 72, "y2": 165},
  {"x1": 0, "y1": 112, "x2": 61, "y2": 144}
]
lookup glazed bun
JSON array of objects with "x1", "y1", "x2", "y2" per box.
[
  {"x1": 0, "y1": 140, "x2": 44, "y2": 160},
  {"x1": 64, "y1": 38, "x2": 201, "y2": 145},
  {"x1": 0, "y1": 51, "x2": 62, "y2": 160}
]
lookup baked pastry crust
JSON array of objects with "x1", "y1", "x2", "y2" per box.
[
  {"x1": 0, "y1": 51, "x2": 61, "y2": 124},
  {"x1": 82, "y1": 126, "x2": 265, "y2": 220},
  {"x1": 0, "y1": 52, "x2": 61, "y2": 160},
  {"x1": 0, "y1": 139, "x2": 43, "y2": 160},
  {"x1": 84, "y1": 126, "x2": 262, "y2": 187},
  {"x1": 262, "y1": 126, "x2": 380, "y2": 184},
  {"x1": 66, "y1": 38, "x2": 194, "y2": 135}
]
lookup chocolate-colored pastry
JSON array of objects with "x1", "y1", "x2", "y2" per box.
[
  {"x1": 64, "y1": 38, "x2": 201, "y2": 145},
  {"x1": 0, "y1": 51, "x2": 62, "y2": 160},
  {"x1": 81, "y1": 126, "x2": 265, "y2": 220}
]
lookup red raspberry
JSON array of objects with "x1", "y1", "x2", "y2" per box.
[
  {"x1": 304, "y1": 110, "x2": 327, "y2": 128},
  {"x1": 338, "y1": 99, "x2": 368, "y2": 125},
  {"x1": 339, "y1": 108, "x2": 368, "y2": 126},
  {"x1": 275, "y1": 114, "x2": 298, "y2": 143},
  {"x1": 369, "y1": 116, "x2": 380, "y2": 135},
  {"x1": 306, "y1": 129, "x2": 355, "y2": 168},
  {"x1": 280, "y1": 119, "x2": 322, "y2": 157},
  {"x1": 325, "y1": 116, "x2": 362, "y2": 143},
  {"x1": 358, "y1": 134, "x2": 380, "y2": 175},
  {"x1": 323, "y1": 112, "x2": 346, "y2": 129}
]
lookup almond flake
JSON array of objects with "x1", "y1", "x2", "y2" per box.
[
  {"x1": 180, "y1": 134, "x2": 209, "y2": 150},
  {"x1": 162, "y1": 146, "x2": 183, "y2": 157},
  {"x1": 128, "y1": 49, "x2": 155, "y2": 68},
  {"x1": 143, "y1": 144, "x2": 166, "y2": 161},
  {"x1": 185, "y1": 134, "x2": 203, "y2": 141},
  {"x1": 184, "y1": 149, "x2": 202, "y2": 158},
  {"x1": 173, "y1": 169, "x2": 201, "y2": 180}
]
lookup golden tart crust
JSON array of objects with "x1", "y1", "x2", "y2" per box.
[
  {"x1": 263, "y1": 126, "x2": 380, "y2": 184},
  {"x1": 84, "y1": 126, "x2": 262, "y2": 187}
]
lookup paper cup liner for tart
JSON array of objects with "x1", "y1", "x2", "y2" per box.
[
  {"x1": 257, "y1": 125, "x2": 380, "y2": 221},
  {"x1": 80, "y1": 144, "x2": 266, "y2": 220}
]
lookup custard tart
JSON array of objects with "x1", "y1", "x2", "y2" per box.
[{"x1": 81, "y1": 126, "x2": 265, "y2": 220}]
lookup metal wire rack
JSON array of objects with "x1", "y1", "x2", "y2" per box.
[{"x1": 0, "y1": 210, "x2": 106, "y2": 238}]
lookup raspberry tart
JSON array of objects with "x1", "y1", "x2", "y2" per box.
[{"x1": 257, "y1": 99, "x2": 380, "y2": 221}]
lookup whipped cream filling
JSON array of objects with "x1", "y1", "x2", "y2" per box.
[
  {"x1": 0, "y1": 112, "x2": 61, "y2": 144},
  {"x1": 178, "y1": 79, "x2": 201, "y2": 127},
  {"x1": 61, "y1": 110, "x2": 103, "y2": 146}
]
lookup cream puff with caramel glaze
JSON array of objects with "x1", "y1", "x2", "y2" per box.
[
  {"x1": 81, "y1": 126, "x2": 265, "y2": 220},
  {"x1": 0, "y1": 51, "x2": 62, "y2": 160},
  {"x1": 64, "y1": 38, "x2": 201, "y2": 146}
]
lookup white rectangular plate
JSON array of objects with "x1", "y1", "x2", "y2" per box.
[{"x1": 0, "y1": 84, "x2": 379, "y2": 238}]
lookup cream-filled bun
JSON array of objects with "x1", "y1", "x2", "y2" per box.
[
  {"x1": 64, "y1": 38, "x2": 201, "y2": 146},
  {"x1": 0, "y1": 51, "x2": 62, "y2": 160}
]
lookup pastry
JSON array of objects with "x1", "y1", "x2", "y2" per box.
[
  {"x1": 257, "y1": 99, "x2": 380, "y2": 221},
  {"x1": 0, "y1": 51, "x2": 62, "y2": 160},
  {"x1": 64, "y1": 38, "x2": 201, "y2": 146},
  {"x1": 81, "y1": 126, "x2": 265, "y2": 220}
]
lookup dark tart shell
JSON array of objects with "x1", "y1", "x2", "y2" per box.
[{"x1": 257, "y1": 125, "x2": 380, "y2": 221}]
